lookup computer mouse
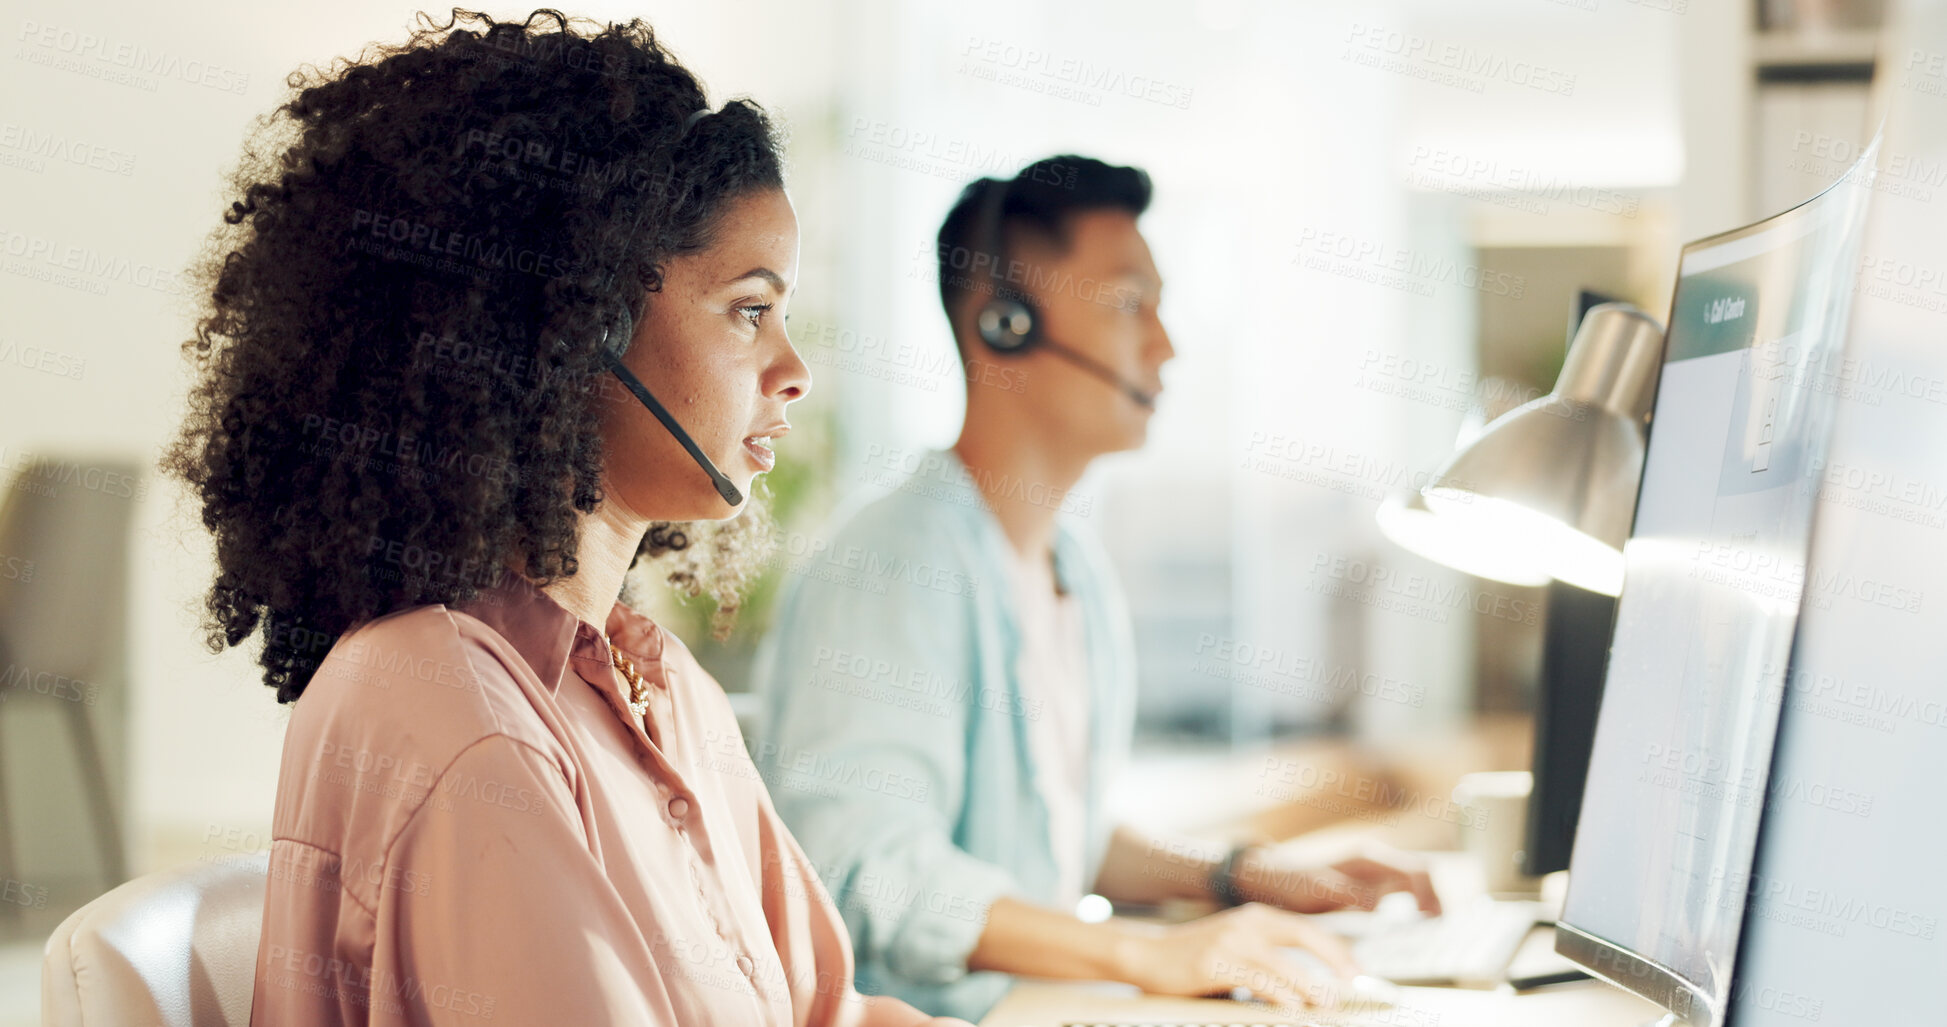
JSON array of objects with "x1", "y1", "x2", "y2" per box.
[
  {"x1": 1273, "y1": 948, "x2": 1404, "y2": 1008},
  {"x1": 1344, "y1": 973, "x2": 1404, "y2": 1008}
]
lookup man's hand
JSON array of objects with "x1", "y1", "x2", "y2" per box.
[
  {"x1": 1233, "y1": 842, "x2": 1441, "y2": 915},
  {"x1": 1108, "y1": 902, "x2": 1362, "y2": 1010},
  {"x1": 858, "y1": 993, "x2": 976, "y2": 1026}
]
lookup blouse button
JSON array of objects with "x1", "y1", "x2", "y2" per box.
[{"x1": 667, "y1": 796, "x2": 689, "y2": 820}]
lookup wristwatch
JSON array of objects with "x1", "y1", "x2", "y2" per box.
[{"x1": 1209, "y1": 842, "x2": 1260, "y2": 907}]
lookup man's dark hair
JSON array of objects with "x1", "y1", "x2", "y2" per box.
[{"x1": 935, "y1": 154, "x2": 1152, "y2": 341}]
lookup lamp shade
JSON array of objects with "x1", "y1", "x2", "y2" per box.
[
  {"x1": 1374, "y1": 490, "x2": 1552, "y2": 587},
  {"x1": 1389, "y1": 303, "x2": 1666, "y2": 596}
]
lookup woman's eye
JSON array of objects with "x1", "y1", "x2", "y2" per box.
[{"x1": 737, "y1": 303, "x2": 772, "y2": 329}]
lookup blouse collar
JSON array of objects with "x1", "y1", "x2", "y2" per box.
[{"x1": 450, "y1": 567, "x2": 667, "y2": 695}]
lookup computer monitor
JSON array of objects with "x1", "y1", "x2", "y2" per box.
[
  {"x1": 1719, "y1": 215, "x2": 1947, "y2": 1025},
  {"x1": 1721, "y1": 8, "x2": 1947, "y2": 1017},
  {"x1": 1554, "y1": 141, "x2": 1878, "y2": 1026}
]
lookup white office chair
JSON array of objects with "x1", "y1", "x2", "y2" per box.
[
  {"x1": 40, "y1": 852, "x2": 269, "y2": 1027},
  {"x1": 0, "y1": 455, "x2": 142, "y2": 891}
]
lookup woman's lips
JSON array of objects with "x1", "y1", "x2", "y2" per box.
[{"x1": 743, "y1": 435, "x2": 775, "y2": 471}]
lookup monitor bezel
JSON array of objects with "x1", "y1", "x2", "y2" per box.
[{"x1": 1557, "y1": 921, "x2": 1714, "y2": 1025}]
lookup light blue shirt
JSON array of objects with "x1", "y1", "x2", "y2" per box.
[{"x1": 751, "y1": 447, "x2": 1138, "y2": 1022}]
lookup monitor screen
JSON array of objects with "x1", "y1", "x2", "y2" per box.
[{"x1": 1556, "y1": 142, "x2": 1877, "y2": 1026}]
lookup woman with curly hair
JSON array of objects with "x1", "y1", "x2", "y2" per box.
[{"x1": 164, "y1": 9, "x2": 964, "y2": 1025}]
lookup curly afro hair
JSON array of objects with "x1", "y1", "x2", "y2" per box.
[{"x1": 163, "y1": 8, "x2": 788, "y2": 703}]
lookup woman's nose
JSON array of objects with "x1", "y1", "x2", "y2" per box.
[{"x1": 771, "y1": 331, "x2": 813, "y2": 401}]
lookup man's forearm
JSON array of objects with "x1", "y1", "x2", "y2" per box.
[
  {"x1": 1089, "y1": 825, "x2": 1223, "y2": 906},
  {"x1": 857, "y1": 993, "x2": 965, "y2": 1027},
  {"x1": 965, "y1": 897, "x2": 1136, "y2": 980}
]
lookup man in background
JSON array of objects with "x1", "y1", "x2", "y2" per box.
[{"x1": 753, "y1": 156, "x2": 1438, "y2": 1022}]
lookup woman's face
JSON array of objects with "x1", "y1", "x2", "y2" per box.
[{"x1": 598, "y1": 188, "x2": 809, "y2": 523}]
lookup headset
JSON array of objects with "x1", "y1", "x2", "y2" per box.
[
  {"x1": 597, "y1": 106, "x2": 743, "y2": 508},
  {"x1": 968, "y1": 177, "x2": 1158, "y2": 411}
]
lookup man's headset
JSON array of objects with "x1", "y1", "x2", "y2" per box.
[
  {"x1": 597, "y1": 106, "x2": 744, "y2": 508},
  {"x1": 968, "y1": 177, "x2": 1158, "y2": 411}
]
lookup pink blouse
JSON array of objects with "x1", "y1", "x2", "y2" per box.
[{"x1": 250, "y1": 570, "x2": 937, "y2": 1026}]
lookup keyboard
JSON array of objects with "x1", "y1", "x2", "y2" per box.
[{"x1": 1350, "y1": 896, "x2": 1543, "y2": 987}]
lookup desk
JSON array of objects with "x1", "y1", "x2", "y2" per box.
[
  {"x1": 981, "y1": 721, "x2": 1668, "y2": 1026},
  {"x1": 1109, "y1": 716, "x2": 1536, "y2": 852},
  {"x1": 977, "y1": 895, "x2": 1671, "y2": 1026},
  {"x1": 979, "y1": 976, "x2": 1666, "y2": 1026}
]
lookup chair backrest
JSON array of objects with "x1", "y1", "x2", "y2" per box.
[
  {"x1": 0, "y1": 454, "x2": 142, "y2": 684},
  {"x1": 41, "y1": 853, "x2": 269, "y2": 1027}
]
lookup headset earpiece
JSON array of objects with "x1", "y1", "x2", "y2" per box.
[
  {"x1": 976, "y1": 298, "x2": 1037, "y2": 353},
  {"x1": 599, "y1": 309, "x2": 634, "y2": 362},
  {"x1": 972, "y1": 180, "x2": 1042, "y2": 357},
  {"x1": 961, "y1": 171, "x2": 1158, "y2": 410}
]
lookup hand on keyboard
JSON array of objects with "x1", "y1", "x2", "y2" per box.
[
  {"x1": 1232, "y1": 841, "x2": 1443, "y2": 916},
  {"x1": 1349, "y1": 897, "x2": 1543, "y2": 986},
  {"x1": 1268, "y1": 946, "x2": 1409, "y2": 1010},
  {"x1": 1109, "y1": 902, "x2": 1364, "y2": 1010}
]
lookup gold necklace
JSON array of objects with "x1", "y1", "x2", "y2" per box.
[{"x1": 606, "y1": 639, "x2": 650, "y2": 719}]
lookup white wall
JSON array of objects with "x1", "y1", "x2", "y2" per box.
[
  {"x1": 0, "y1": 0, "x2": 850, "y2": 872},
  {"x1": 1, "y1": 0, "x2": 1709, "y2": 872}
]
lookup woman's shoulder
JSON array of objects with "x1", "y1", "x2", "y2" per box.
[
  {"x1": 267, "y1": 602, "x2": 581, "y2": 913},
  {"x1": 292, "y1": 603, "x2": 569, "y2": 787}
]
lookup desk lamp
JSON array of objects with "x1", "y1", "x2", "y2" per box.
[{"x1": 1378, "y1": 302, "x2": 1666, "y2": 595}]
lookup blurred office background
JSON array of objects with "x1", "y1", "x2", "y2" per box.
[{"x1": 0, "y1": 0, "x2": 1887, "y2": 1019}]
